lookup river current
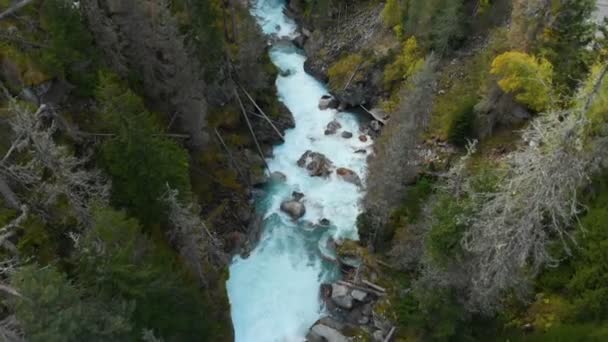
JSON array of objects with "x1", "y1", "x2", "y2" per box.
[{"x1": 226, "y1": 1, "x2": 372, "y2": 340}]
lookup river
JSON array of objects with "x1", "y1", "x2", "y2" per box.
[{"x1": 226, "y1": 1, "x2": 372, "y2": 340}]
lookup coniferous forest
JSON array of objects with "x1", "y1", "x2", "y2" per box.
[{"x1": 0, "y1": 0, "x2": 608, "y2": 341}]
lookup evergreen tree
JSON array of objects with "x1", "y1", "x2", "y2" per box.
[
  {"x1": 10, "y1": 265, "x2": 133, "y2": 342},
  {"x1": 540, "y1": 0, "x2": 597, "y2": 93},
  {"x1": 74, "y1": 207, "x2": 219, "y2": 340},
  {"x1": 96, "y1": 74, "x2": 191, "y2": 224}
]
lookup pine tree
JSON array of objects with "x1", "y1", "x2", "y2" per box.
[
  {"x1": 540, "y1": 0, "x2": 597, "y2": 93},
  {"x1": 96, "y1": 74, "x2": 191, "y2": 224}
]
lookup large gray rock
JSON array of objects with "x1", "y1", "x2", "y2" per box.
[
  {"x1": 280, "y1": 200, "x2": 306, "y2": 220},
  {"x1": 351, "y1": 289, "x2": 368, "y2": 302},
  {"x1": 324, "y1": 120, "x2": 342, "y2": 135},
  {"x1": 336, "y1": 168, "x2": 362, "y2": 187},
  {"x1": 370, "y1": 120, "x2": 382, "y2": 132},
  {"x1": 306, "y1": 323, "x2": 349, "y2": 342},
  {"x1": 319, "y1": 95, "x2": 339, "y2": 110},
  {"x1": 372, "y1": 330, "x2": 384, "y2": 342},
  {"x1": 341, "y1": 131, "x2": 353, "y2": 139},
  {"x1": 269, "y1": 171, "x2": 287, "y2": 183},
  {"x1": 297, "y1": 150, "x2": 333, "y2": 178},
  {"x1": 331, "y1": 283, "x2": 353, "y2": 309}
]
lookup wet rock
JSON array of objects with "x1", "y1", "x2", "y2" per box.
[
  {"x1": 351, "y1": 289, "x2": 368, "y2": 302},
  {"x1": 341, "y1": 131, "x2": 353, "y2": 139},
  {"x1": 324, "y1": 120, "x2": 342, "y2": 135},
  {"x1": 302, "y1": 27, "x2": 312, "y2": 38},
  {"x1": 269, "y1": 171, "x2": 287, "y2": 183},
  {"x1": 319, "y1": 95, "x2": 339, "y2": 110},
  {"x1": 320, "y1": 283, "x2": 333, "y2": 300},
  {"x1": 292, "y1": 34, "x2": 306, "y2": 49},
  {"x1": 358, "y1": 315, "x2": 370, "y2": 325},
  {"x1": 336, "y1": 167, "x2": 362, "y2": 187},
  {"x1": 370, "y1": 120, "x2": 382, "y2": 132},
  {"x1": 318, "y1": 317, "x2": 345, "y2": 331},
  {"x1": 307, "y1": 323, "x2": 348, "y2": 342},
  {"x1": 359, "y1": 135, "x2": 368, "y2": 142},
  {"x1": 372, "y1": 330, "x2": 384, "y2": 342},
  {"x1": 297, "y1": 150, "x2": 334, "y2": 177},
  {"x1": 279, "y1": 69, "x2": 293, "y2": 77},
  {"x1": 292, "y1": 191, "x2": 305, "y2": 201},
  {"x1": 319, "y1": 218, "x2": 331, "y2": 226},
  {"x1": 355, "y1": 149, "x2": 367, "y2": 154},
  {"x1": 373, "y1": 314, "x2": 392, "y2": 332},
  {"x1": 331, "y1": 283, "x2": 353, "y2": 309},
  {"x1": 280, "y1": 200, "x2": 306, "y2": 220}
]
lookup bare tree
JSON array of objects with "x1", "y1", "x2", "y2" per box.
[
  {"x1": 0, "y1": 102, "x2": 109, "y2": 226},
  {"x1": 162, "y1": 186, "x2": 226, "y2": 287},
  {"x1": 460, "y1": 66, "x2": 608, "y2": 312},
  {"x1": 364, "y1": 56, "x2": 437, "y2": 244}
]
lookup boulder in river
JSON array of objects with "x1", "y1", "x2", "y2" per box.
[
  {"x1": 370, "y1": 120, "x2": 382, "y2": 132},
  {"x1": 319, "y1": 218, "x2": 331, "y2": 226},
  {"x1": 341, "y1": 131, "x2": 353, "y2": 139},
  {"x1": 318, "y1": 95, "x2": 339, "y2": 110},
  {"x1": 324, "y1": 120, "x2": 342, "y2": 135},
  {"x1": 269, "y1": 171, "x2": 287, "y2": 183},
  {"x1": 292, "y1": 34, "x2": 306, "y2": 49},
  {"x1": 297, "y1": 150, "x2": 333, "y2": 177},
  {"x1": 337, "y1": 167, "x2": 362, "y2": 187},
  {"x1": 359, "y1": 135, "x2": 368, "y2": 142},
  {"x1": 331, "y1": 283, "x2": 354, "y2": 309},
  {"x1": 306, "y1": 323, "x2": 348, "y2": 342},
  {"x1": 280, "y1": 200, "x2": 306, "y2": 220},
  {"x1": 292, "y1": 191, "x2": 305, "y2": 201}
]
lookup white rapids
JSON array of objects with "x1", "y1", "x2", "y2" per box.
[{"x1": 226, "y1": 1, "x2": 373, "y2": 341}]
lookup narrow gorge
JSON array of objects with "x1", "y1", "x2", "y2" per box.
[{"x1": 227, "y1": 0, "x2": 373, "y2": 340}]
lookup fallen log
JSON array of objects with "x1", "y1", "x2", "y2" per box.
[
  {"x1": 0, "y1": 0, "x2": 36, "y2": 21},
  {"x1": 239, "y1": 86, "x2": 285, "y2": 142},
  {"x1": 383, "y1": 326, "x2": 396, "y2": 342},
  {"x1": 362, "y1": 279, "x2": 386, "y2": 293},
  {"x1": 359, "y1": 105, "x2": 387, "y2": 125},
  {"x1": 336, "y1": 280, "x2": 384, "y2": 297},
  {"x1": 234, "y1": 89, "x2": 270, "y2": 173}
]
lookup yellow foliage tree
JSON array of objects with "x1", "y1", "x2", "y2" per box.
[
  {"x1": 382, "y1": 0, "x2": 401, "y2": 29},
  {"x1": 490, "y1": 51, "x2": 553, "y2": 112},
  {"x1": 383, "y1": 37, "x2": 424, "y2": 89}
]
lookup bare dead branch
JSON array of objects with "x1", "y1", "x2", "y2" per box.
[{"x1": 0, "y1": 0, "x2": 36, "y2": 21}]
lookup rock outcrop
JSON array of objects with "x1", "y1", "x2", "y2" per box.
[
  {"x1": 336, "y1": 168, "x2": 362, "y2": 187},
  {"x1": 319, "y1": 94, "x2": 339, "y2": 110},
  {"x1": 325, "y1": 120, "x2": 342, "y2": 135},
  {"x1": 306, "y1": 322, "x2": 349, "y2": 342},
  {"x1": 280, "y1": 200, "x2": 306, "y2": 220},
  {"x1": 297, "y1": 150, "x2": 334, "y2": 177}
]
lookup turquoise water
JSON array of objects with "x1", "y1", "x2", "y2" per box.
[{"x1": 226, "y1": 1, "x2": 372, "y2": 340}]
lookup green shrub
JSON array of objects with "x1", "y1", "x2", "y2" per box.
[
  {"x1": 429, "y1": 28, "x2": 509, "y2": 139},
  {"x1": 328, "y1": 53, "x2": 364, "y2": 91},
  {"x1": 383, "y1": 37, "x2": 425, "y2": 91},
  {"x1": 427, "y1": 195, "x2": 470, "y2": 265},
  {"x1": 392, "y1": 177, "x2": 434, "y2": 224},
  {"x1": 447, "y1": 102, "x2": 476, "y2": 146}
]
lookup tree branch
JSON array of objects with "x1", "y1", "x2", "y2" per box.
[{"x1": 0, "y1": 0, "x2": 36, "y2": 21}]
